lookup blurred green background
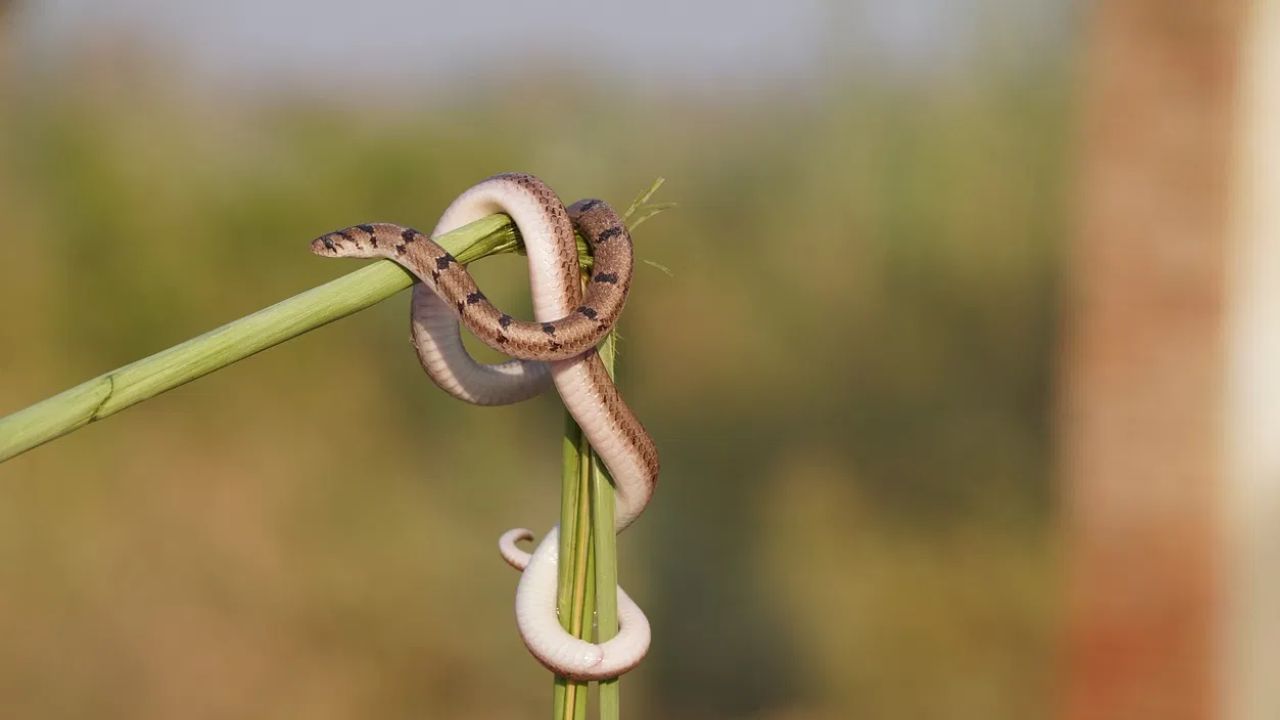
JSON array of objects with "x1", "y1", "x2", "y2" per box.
[{"x1": 0, "y1": 2, "x2": 1070, "y2": 718}]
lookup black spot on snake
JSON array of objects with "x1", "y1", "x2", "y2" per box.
[
  {"x1": 456, "y1": 300, "x2": 465, "y2": 313},
  {"x1": 597, "y1": 226, "x2": 623, "y2": 243},
  {"x1": 395, "y1": 244, "x2": 407, "y2": 255},
  {"x1": 337, "y1": 230, "x2": 355, "y2": 244},
  {"x1": 401, "y1": 227, "x2": 421, "y2": 244},
  {"x1": 578, "y1": 199, "x2": 603, "y2": 212},
  {"x1": 357, "y1": 224, "x2": 376, "y2": 234},
  {"x1": 499, "y1": 314, "x2": 513, "y2": 329},
  {"x1": 541, "y1": 323, "x2": 556, "y2": 335},
  {"x1": 592, "y1": 272, "x2": 618, "y2": 284},
  {"x1": 495, "y1": 334, "x2": 509, "y2": 345},
  {"x1": 466, "y1": 291, "x2": 485, "y2": 305},
  {"x1": 321, "y1": 235, "x2": 336, "y2": 251},
  {"x1": 577, "y1": 306, "x2": 598, "y2": 320},
  {"x1": 435, "y1": 254, "x2": 456, "y2": 270}
]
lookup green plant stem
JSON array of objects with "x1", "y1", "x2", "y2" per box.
[
  {"x1": 0, "y1": 213, "x2": 587, "y2": 464},
  {"x1": 552, "y1": 341, "x2": 623, "y2": 720},
  {"x1": 591, "y1": 333, "x2": 621, "y2": 718},
  {"x1": 0, "y1": 181, "x2": 663, "y2": 468},
  {"x1": 554, "y1": 225, "x2": 634, "y2": 720},
  {"x1": 556, "y1": 432, "x2": 597, "y2": 720},
  {"x1": 546, "y1": 182, "x2": 661, "y2": 720},
  {"x1": 2, "y1": 180, "x2": 668, "y2": 719},
  {"x1": 553, "y1": 416, "x2": 584, "y2": 719},
  {"x1": 575, "y1": 438, "x2": 597, "y2": 720}
]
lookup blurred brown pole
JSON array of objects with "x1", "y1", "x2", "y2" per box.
[
  {"x1": 1222, "y1": 4, "x2": 1280, "y2": 719},
  {"x1": 1060, "y1": 3, "x2": 1245, "y2": 720}
]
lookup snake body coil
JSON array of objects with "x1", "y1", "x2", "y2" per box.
[{"x1": 311, "y1": 173, "x2": 659, "y2": 680}]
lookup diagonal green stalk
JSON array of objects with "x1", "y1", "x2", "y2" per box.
[{"x1": 0, "y1": 215, "x2": 608, "y2": 464}]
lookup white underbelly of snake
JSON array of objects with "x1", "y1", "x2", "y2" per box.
[{"x1": 311, "y1": 173, "x2": 660, "y2": 680}]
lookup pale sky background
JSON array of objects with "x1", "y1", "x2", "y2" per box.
[{"x1": 6, "y1": 0, "x2": 1070, "y2": 96}]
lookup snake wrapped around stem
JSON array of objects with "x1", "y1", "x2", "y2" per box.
[{"x1": 311, "y1": 172, "x2": 659, "y2": 680}]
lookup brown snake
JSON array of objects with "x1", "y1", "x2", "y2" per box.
[{"x1": 311, "y1": 173, "x2": 659, "y2": 680}]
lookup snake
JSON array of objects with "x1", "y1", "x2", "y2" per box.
[{"x1": 310, "y1": 173, "x2": 660, "y2": 680}]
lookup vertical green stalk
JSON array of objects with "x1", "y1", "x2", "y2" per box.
[
  {"x1": 576, "y1": 437, "x2": 598, "y2": 720},
  {"x1": 591, "y1": 333, "x2": 621, "y2": 718},
  {"x1": 553, "y1": 418, "x2": 585, "y2": 718},
  {"x1": 554, "y1": 413, "x2": 600, "y2": 720},
  {"x1": 554, "y1": 179, "x2": 668, "y2": 720},
  {"x1": 569, "y1": 438, "x2": 596, "y2": 720}
]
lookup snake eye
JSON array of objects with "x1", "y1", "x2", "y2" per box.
[
  {"x1": 309, "y1": 235, "x2": 336, "y2": 255},
  {"x1": 310, "y1": 231, "x2": 354, "y2": 256},
  {"x1": 311, "y1": 228, "x2": 376, "y2": 257}
]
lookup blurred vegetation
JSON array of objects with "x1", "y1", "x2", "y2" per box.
[{"x1": 0, "y1": 26, "x2": 1070, "y2": 720}]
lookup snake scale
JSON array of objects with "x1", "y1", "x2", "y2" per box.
[{"x1": 311, "y1": 173, "x2": 659, "y2": 680}]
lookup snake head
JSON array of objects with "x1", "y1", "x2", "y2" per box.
[{"x1": 310, "y1": 223, "x2": 390, "y2": 258}]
